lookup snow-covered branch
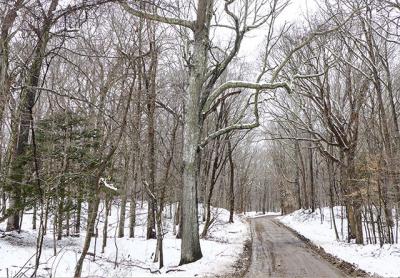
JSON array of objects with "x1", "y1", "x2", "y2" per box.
[{"x1": 99, "y1": 177, "x2": 117, "y2": 191}]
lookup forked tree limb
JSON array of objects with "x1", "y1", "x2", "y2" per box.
[{"x1": 119, "y1": 1, "x2": 194, "y2": 30}]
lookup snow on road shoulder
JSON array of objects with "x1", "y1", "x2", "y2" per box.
[
  {"x1": 277, "y1": 208, "x2": 400, "y2": 277},
  {"x1": 179, "y1": 207, "x2": 250, "y2": 277},
  {"x1": 0, "y1": 203, "x2": 250, "y2": 277}
]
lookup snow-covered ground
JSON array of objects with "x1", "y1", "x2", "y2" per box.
[
  {"x1": 0, "y1": 202, "x2": 249, "y2": 277},
  {"x1": 278, "y1": 207, "x2": 400, "y2": 277}
]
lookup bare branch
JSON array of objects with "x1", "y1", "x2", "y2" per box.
[
  {"x1": 119, "y1": 1, "x2": 194, "y2": 30},
  {"x1": 203, "y1": 81, "x2": 291, "y2": 114}
]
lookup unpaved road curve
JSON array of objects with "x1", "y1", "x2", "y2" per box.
[{"x1": 245, "y1": 216, "x2": 345, "y2": 278}]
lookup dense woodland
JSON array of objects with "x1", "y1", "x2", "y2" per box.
[{"x1": 0, "y1": 0, "x2": 399, "y2": 276}]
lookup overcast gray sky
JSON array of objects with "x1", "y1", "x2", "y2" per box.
[{"x1": 238, "y1": 0, "x2": 318, "y2": 64}]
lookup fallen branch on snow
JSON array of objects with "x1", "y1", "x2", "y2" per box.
[{"x1": 166, "y1": 268, "x2": 185, "y2": 273}]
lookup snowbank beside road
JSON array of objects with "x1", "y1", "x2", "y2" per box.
[
  {"x1": 278, "y1": 208, "x2": 400, "y2": 277},
  {"x1": 0, "y1": 203, "x2": 250, "y2": 277}
]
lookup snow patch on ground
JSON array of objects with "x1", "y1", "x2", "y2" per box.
[
  {"x1": 0, "y1": 202, "x2": 250, "y2": 277},
  {"x1": 278, "y1": 207, "x2": 400, "y2": 277}
]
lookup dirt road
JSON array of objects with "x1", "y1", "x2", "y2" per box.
[{"x1": 245, "y1": 216, "x2": 345, "y2": 278}]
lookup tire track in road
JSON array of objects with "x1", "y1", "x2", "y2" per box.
[{"x1": 245, "y1": 216, "x2": 346, "y2": 278}]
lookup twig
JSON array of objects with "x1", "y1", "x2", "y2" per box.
[
  {"x1": 12, "y1": 253, "x2": 36, "y2": 278},
  {"x1": 166, "y1": 268, "x2": 185, "y2": 273}
]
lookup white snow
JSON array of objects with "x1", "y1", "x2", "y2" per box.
[
  {"x1": 0, "y1": 202, "x2": 250, "y2": 277},
  {"x1": 278, "y1": 207, "x2": 400, "y2": 277}
]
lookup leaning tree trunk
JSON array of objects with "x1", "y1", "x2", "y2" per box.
[{"x1": 74, "y1": 179, "x2": 101, "y2": 277}]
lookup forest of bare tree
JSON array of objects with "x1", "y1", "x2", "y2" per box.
[{"x1": 0, "y1": 0, "x2": 399, "y2": 277}]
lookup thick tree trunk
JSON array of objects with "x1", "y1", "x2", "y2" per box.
[
  {"x1": 180, "y1": 0, "x2": 213, "y2": 265},
  {"x1": 341, "y1": 150, "x2": 363, "y2": 244},
  {"x1": 0, "y1": 0, "x2": 23, "y2": 132},
  {"x1": 6, "y1": 0, "x2": 57, "y2": 230},
  {"x1": 6, "y1": 198, "x2": 19, "y2": 231},
  {"x1": 180, "y1": 126, "x2": 203, "y2": 263},
  {"x1": 154, "y1": 205, "x2": 164, "y2": 268}
]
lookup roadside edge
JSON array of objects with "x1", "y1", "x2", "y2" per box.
[{"x1": 273, "y1": 219, "x2": 379, "y2": 278}]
